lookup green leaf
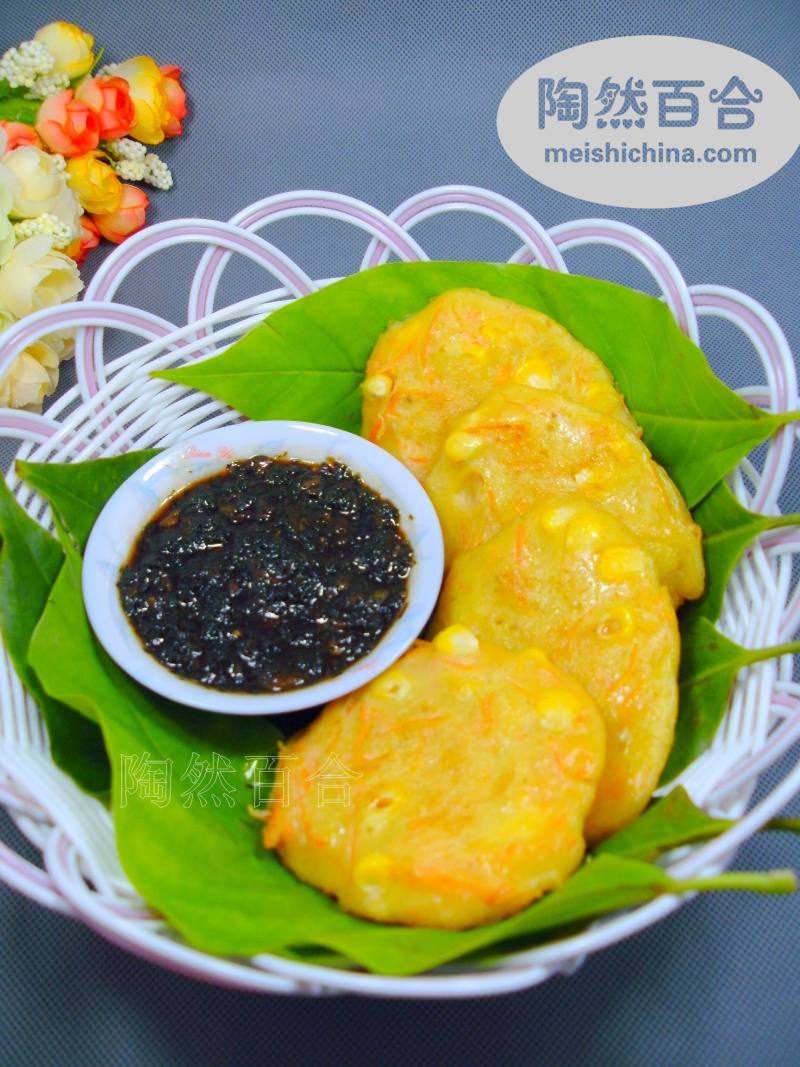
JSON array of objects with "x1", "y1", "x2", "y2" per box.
[
  {"x1": 0, "y1": 478, "x2": 109, "y2": 795},
  {"x1": 0, "y1": 97, "x2": 39, "y2": 123},
  {"x1": 596, "y1": 787, "x2": 733, "y2": 861},
  {"x1": 153, "y1": 262, "x2": 797, "y2": 508},
  {"x1": 663, "y1": 617, "x2": 800, "y2": 783},
  {"x1": 687, "y1": 481, "x2": 800, "y2": 623},
  {"x1": 18, "y1": 450, "x2": 160, "y2": 553}
]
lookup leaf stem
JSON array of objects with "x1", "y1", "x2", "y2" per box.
[
  {"x1": 677, "y1": 869, "x2": 797, "y2": 895},
  {"x1": 764, "y1": 817, "x2": 800, "y2": 835},
  {"x1": 772, "y1": 410, "x2": 800, "y2": 427},
  {"x1": 766, "y1": 512, "x2": 800, "y2": 531},
  {"x1": 743, "y1": 642, "x2": 800, "y2": 667}
]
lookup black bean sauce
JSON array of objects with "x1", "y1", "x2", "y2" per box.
[{"x1": 118, "y1": 456, "x2": 414, "y2": 692}]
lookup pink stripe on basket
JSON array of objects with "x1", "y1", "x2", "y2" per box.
[
  {"x1": 83, "y1": 224, "x2": 313, "y2": 393},
  {"x1": 693, "y1": 292, "x2": 794, "y2": 513},
  {"x1": 545, "y1": 224, "x2": 691, "y2": 336},
  {"x1": 363, "y1": 191, "x2": 562, "y2": 272},
  {"x1": 193, "y1": 196, "x2": 423, "y2": 324}
]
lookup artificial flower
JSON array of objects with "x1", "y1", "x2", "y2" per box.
[
  {"x1": 0, "y1": 39, "x2": 58, "y2": 92},
  {"x1": 0, "y1": 331, "x2": 74, "y2": 411},
  {"x1": 66, "y1": 151, "x2": 123, "y2": 214},
  {"x1": 160, "y1": 66, "x2": 188, "y2": 137},
  {"x1": 91, "y1": 183, "x2": 148, "y2": 243},
  {"x1": 107, "y1": 56, "x2": 171, "y2": 144},
  {"x1": 63, "y1": 215, "x2": 101, "y2": 266},
  {"x1": 0, "y1": 235, "x2": 82, "y2": 319},
  {"x1": 0, "y1": 154, "x2": 20, "y2": 218},
  {"x1": 75, "y1": 76, "x2": 136, "y2": 140},
  {"x1": 0, "y1": 121, "x2": 42, "y2": 151},
  {"x1": 2, "y1": 145, "x2": 81, "y2": 235},
  {"x1": 13, "y1": 213, "x2": 74, "y2": 250},
  {"x1": 33, "y1": 21, "x2": 95, "y2": 79},
  {"x1": 36, "y1": 89, "x2": 100, "y2": 157},
  {"x1": 0, "y1": 216, "x2": 14, "y2": 267}
]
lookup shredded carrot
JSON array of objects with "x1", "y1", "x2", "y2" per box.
[
  {"x1": 479, "y1": 694, "x2": 495, "y2": 733},
  {"x1": 484, "y1": 480, "x2": 501, "y2": 522},
  {"x1": 603, "y1": 646, "x2": 640, "y2": 708},
  {"x1": 367, "y1": 416, "x2": 384, "y2": 442},
  {"x1": 496, "y1": 358, "x2": 515, "y2": 385}
]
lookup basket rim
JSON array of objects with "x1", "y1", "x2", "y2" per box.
[{"x1": 0, "y1": 185, "x2": 798, "y2": 998}]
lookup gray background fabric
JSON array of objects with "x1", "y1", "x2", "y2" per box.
[{"x1": 2, "y1": 0, "x2": 799, "y2": 1064}]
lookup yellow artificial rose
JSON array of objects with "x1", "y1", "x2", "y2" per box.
[
  {"x1": 0, "y1": 235, "x2": 82, "y2": 319},
  {"x1": 0, "y1": 336, "x2": 66, "y2": 411},
  {"x1": 33, "y1": 21, "x2": 95, "y2": 79},
  {"x1": 110, "y1": 56, "x2": 171, "y2": 144},
  {"x1": 66, "y1": 151, "x2": 123, "y2": 214},
  {"x1": 2, "y1": 145, "x2": 81, "y2": 236}
]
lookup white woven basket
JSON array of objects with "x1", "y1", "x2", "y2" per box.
[{"x1": 0, "y1": 186, "x2": 798, "y2": 999}]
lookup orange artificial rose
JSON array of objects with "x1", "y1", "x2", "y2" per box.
[
  {"x1": 0, "y1": 121, "x2": 42, "y2": 150},
  {"x1": 110, "y1": 56, "x2": 170, "y2": 144},
  {"x1": 160, "y1": 66, "x2": 188, "y2": 137},
  {"x1": 35, "y1": 89, "x2": 100, "y2": 157},
  {"x1": 75, "y1": 77, "x2": 136, "y2": 140},
  {"x1": 91, "y1": 183, "x2": 149, "y2": 244},
  {"x1": 64, "y1": 215, "x2": 101, "y2": 265}
]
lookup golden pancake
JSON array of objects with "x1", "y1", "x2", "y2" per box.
[
  {"x1": 263, "y1": 628, "x2": 605, "y2": 929},
  {"x1": 361, "y1": 287, "x2": 638, "y2": 479},
  {"x1": 424, "y1": 383, "x2": 704, "y2": 603},
  {"x1": 432, "y1": 499, "x2": 680, "y2": 840}
]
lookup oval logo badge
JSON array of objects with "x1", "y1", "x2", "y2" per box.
[{"x1": 497, "y1": 36, "x2": 800, "y2": 208}]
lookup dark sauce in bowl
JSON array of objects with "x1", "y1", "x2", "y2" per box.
[{"x1": 118, "y1": 456, "x2": 414, "y2": 693}]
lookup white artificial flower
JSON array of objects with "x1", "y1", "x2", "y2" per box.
[
  {"x1": 25, "y1": 70, "x2": 71, "y2": 100},
  {"x1": 3, "y1": 145, "x2": 81, "y2": 236},
  {"x1": 0, "y1": 235, "x2": 82, "y2": 319},
  {"x1": 105, "y1": 137, "x2": 147, "y2": 161},
  {"x1": 0, "y1": 40, "x2": 54, "y2": 90},
  {"x1": 0, "y1": 216, "x2": 15, "y2": 266},
  {"x1": 113, "y1": 158, "x2": 147, "y2": 181},
  {"x1": 0, "y1": 146, "x2": 21, "y2": 217},
  {"x1": 13, "y1": 213, "x2": 73, "y2": 249},
  {"x1": 143, "y1": 152, "x2": 173, "y2": 190}
]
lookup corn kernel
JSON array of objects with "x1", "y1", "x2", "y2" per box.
[
  {"x1": 373, "y1": 670, "x2": 411, "y2": 700},
  {"x1": 585, "y1": 382, "x2": 616, "y2": 413},
  {"x1": 480, "y1": 321, "x2": 504, "y2": 341},
  {"x1": 537, "y1": 688, "x2": 581, "y2": 731},
  {"x1": 539, "y1": 502, "x2": 579, "y2": 531},
  {"x1": 610, "y1": 435, "x2": 633, "y2": 460},
  {"x1": 354, "y1": 852, "x2": 392, "y2": 884},
  {"x1": 597, "y1": 605, "x2": 635, "y2": 640},
  {"x1": 362, "y1": 373, "x2": 393, "y2": 398},
  {"x1": 521, "y1": 646, "x2": 550, "y2": 666},
  {"x1": 596, "y1": 546, "x2": 650, "y2": 583},
  {"x1": 445, "y1": 430, "x2": 483, "y2": 462},
  {"x1": 514, "y1": 356, "x2": 554, "y2": 389},
  {"x1": 433, "y1": 624, "x2": 480, "y2": 657},
  {"x1": 565, "y1": 512, "x2": 606, "y2": 552}
]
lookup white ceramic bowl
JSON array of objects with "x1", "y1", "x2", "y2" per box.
[{"x1": 82, "y1": 420, "x2": 444, "y2": 714}]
